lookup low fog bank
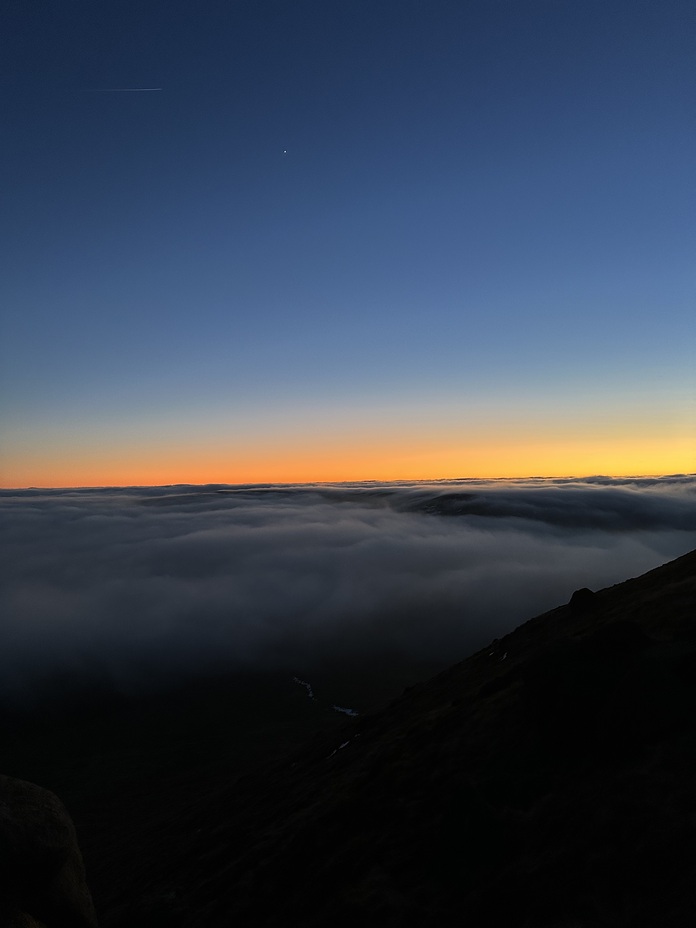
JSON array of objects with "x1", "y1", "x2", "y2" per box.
[{"x1": 1, "y1": 476, "x2": 695, "y2": 708}]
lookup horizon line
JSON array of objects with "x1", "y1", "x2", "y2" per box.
[{"x1": 1, "y1": 473, "x2": 692, "y2": 492}]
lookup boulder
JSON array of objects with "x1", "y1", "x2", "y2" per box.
[
  {"x1": 568, "y1": 586, "x2": 596, "y2": 614},
  {"x1": 0, "y1": 775, "x2": 97, "y2": 927}
]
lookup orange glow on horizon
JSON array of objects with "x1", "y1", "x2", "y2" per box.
[{"x1": 2, "y1": 430, "x2": 693, "y2": 488}]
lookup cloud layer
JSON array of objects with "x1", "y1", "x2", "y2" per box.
[{"x1": 1, "y1": 476, "x2": 695, "y2": 706}]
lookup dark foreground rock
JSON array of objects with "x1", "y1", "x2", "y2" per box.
[{"x1": 0, "y1": 775, "x2": 97, "y2": 928}]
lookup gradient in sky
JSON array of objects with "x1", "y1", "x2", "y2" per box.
[{"x1": 2, "y1": 0, "x2": 694, "y2": 487}]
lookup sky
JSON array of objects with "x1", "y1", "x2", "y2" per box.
[
  {"x1": 2, "y1": 476, "x2": 695, "y2": 707},
  {"x1": 1, "y1": 0, "x2": 694, "y2": 487}
]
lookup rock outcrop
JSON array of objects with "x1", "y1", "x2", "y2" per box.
[{"x1": 0, "y1": 775, "x2": 97, "y2": 928}]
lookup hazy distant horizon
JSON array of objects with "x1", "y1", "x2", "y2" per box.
[
  {"x1": 5, "y1": 472, "x2": 695, "y2": 492},
  {"x1": 3, "y1": 475, "x2": 695, "y2": 708}
]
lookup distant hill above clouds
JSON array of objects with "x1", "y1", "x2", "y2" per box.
[{"x1": 92, "y1": 547, "x2": 696, "y2": 926}]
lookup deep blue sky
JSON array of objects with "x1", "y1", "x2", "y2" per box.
[{"x1": 2, "y1": 1, "x2": 694, "y2": 485}]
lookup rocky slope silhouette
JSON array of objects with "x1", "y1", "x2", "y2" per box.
[
  {"x1": 6, "y1": 548, "x2": 696, "y2": 926},
  {"x1": 100, "y1": 547, "x2": 696, "y2": 926}
]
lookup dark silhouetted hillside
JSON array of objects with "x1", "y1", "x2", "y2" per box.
[{"x1": 6, "y1": 549, "x2": 696, "y2": 926}]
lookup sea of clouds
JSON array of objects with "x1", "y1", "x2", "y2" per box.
[{"x1": 1, "y1": 476, "x2": 695, "y2": 705}]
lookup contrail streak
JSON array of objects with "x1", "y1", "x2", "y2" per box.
[{"x1": 83, "y1": 88, "x2": 163, "y2": 93}]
